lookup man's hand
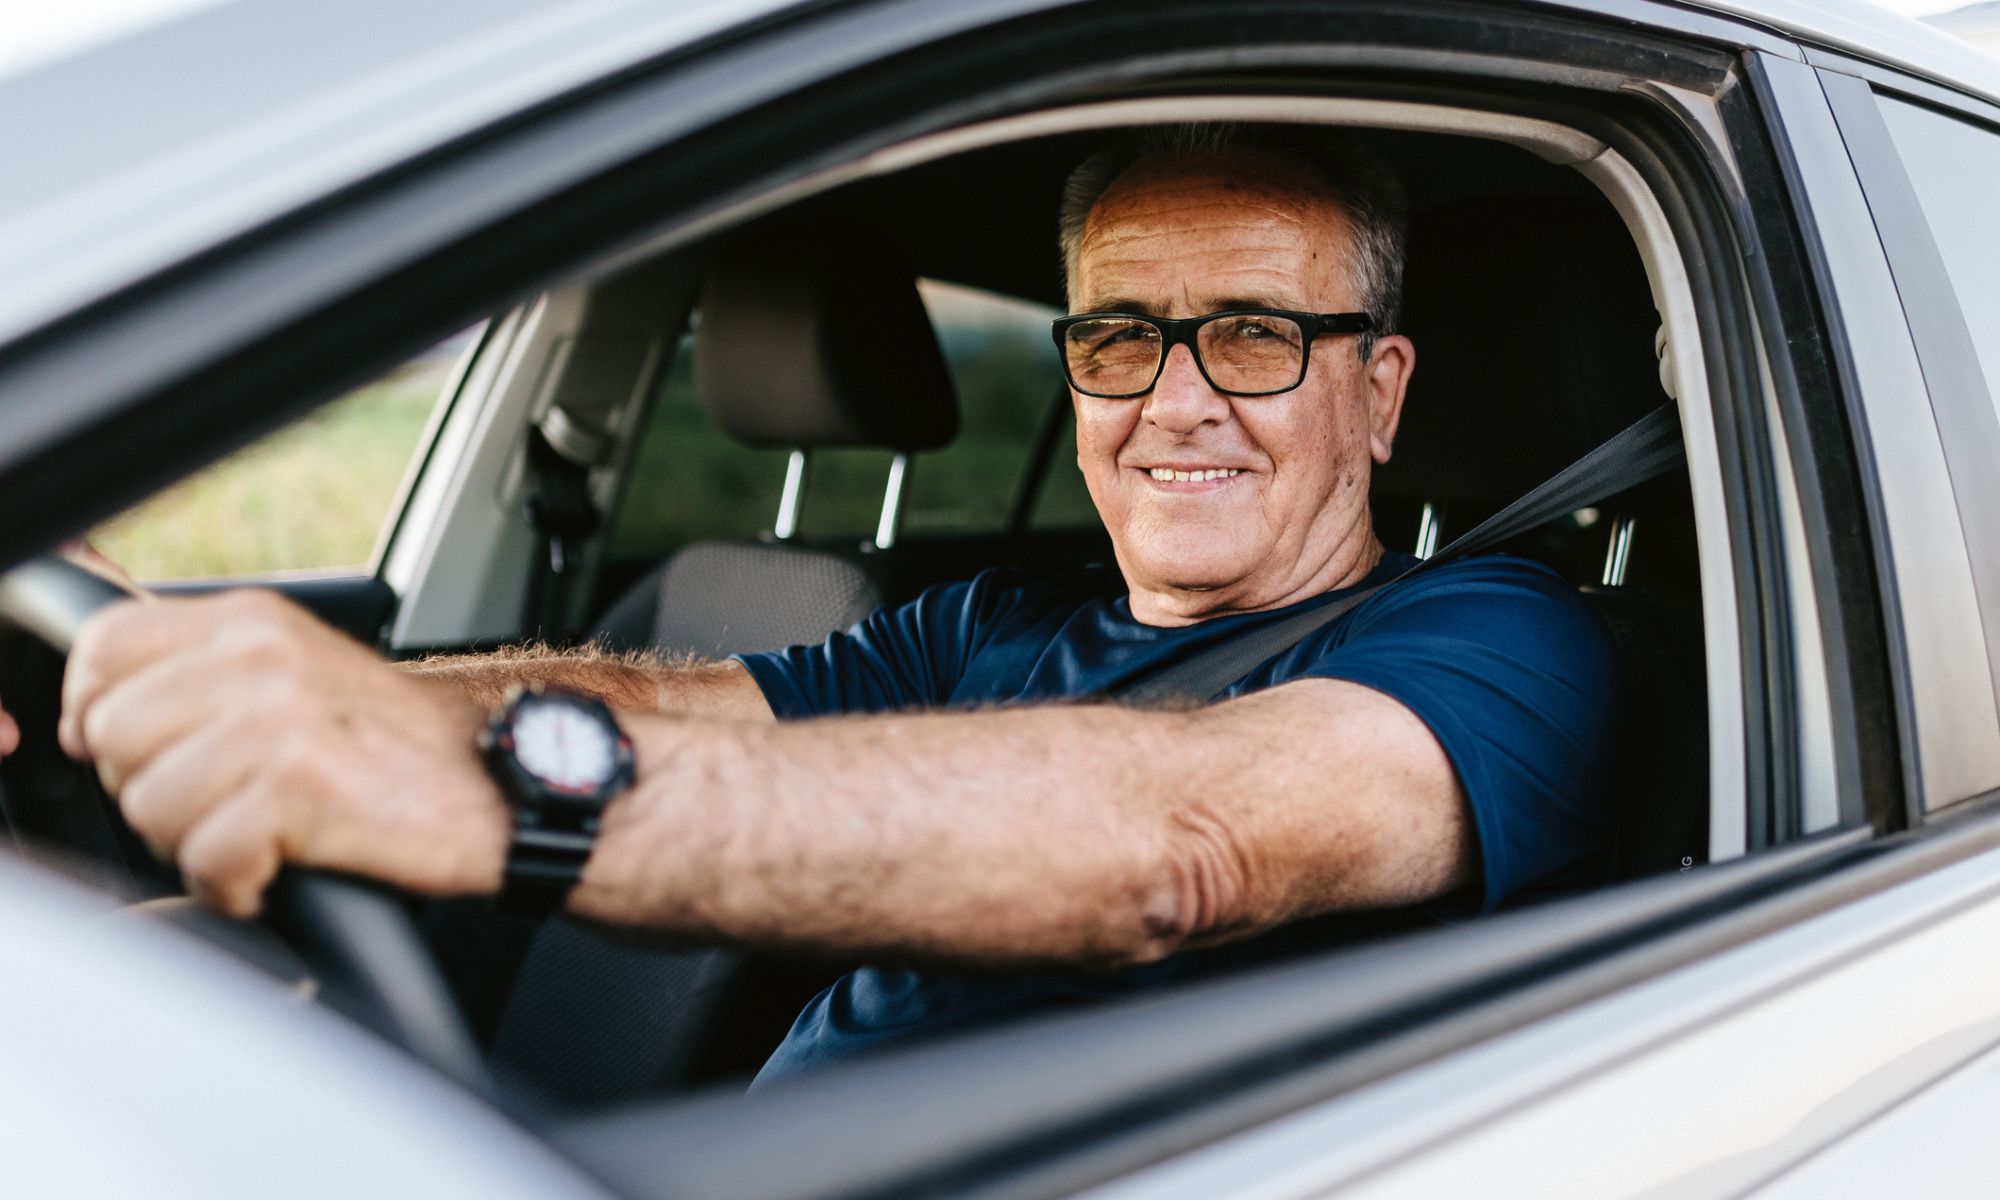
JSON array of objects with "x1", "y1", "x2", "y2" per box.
[
  {"x1": 0, "y1": 539, "x2": 140, "y2": 765},
  {"x1": 60, "y1": 590, "x2": 510, "y2": 917}
]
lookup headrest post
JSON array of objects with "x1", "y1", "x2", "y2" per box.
[
  {"x1": 773, "y1": 449, "x2": 809, "y2": 540},
  {"x1": 873, "y1": 453, "x2": 911, "y2": 551},
  {"x1": 1414, "y1": 502, "x2": 1444, "y2": 560},
  {"x1": 1601, "y1": 514, "x2": 1638, "y2": 587}
]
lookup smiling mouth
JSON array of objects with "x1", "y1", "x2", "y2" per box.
[{"x1": 1135, "y1": 466, "x2": 1247, "y2": 491}]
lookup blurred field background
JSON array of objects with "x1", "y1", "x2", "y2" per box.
[
  {"x1": 92, "y1": 283, "x2": 1095, "y2": 583},
  {"x1": 90, "y1": 359, "x2": 453, "y2": 580}
]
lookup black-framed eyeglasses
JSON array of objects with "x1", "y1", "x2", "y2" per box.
[{"x1": 1050, "y1": 308, "x2": 1376, "y2": 399}]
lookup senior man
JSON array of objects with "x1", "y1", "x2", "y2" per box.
[{"x1": 4, "y1": 124, "x2": 1619, "y2": 1080}]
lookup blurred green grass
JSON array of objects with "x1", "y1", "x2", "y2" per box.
[{"x1": 91, "y1": 368, "x2": 447, "y2": 581}]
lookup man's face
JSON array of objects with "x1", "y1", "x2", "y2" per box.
[{"x1": 1069, "y1": 152, "x2": 1414, "y2": 624}]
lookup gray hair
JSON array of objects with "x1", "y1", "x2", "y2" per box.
[{"x1": 1057, "y1": 124, "x2": 1407, "y2": 360}]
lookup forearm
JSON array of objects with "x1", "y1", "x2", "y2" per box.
[
  {"x1": 401, "y1": 644, "x2": 771, "y2": 720},
  {"x1": 570, "y1": 682, "x2": 1467, "y2": 968}
]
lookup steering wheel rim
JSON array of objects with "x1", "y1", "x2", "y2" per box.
[{"x1": 0, "y1": 555, "x2": 489, "y2": 1092}]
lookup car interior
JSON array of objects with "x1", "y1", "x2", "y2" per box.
[
  {"x1": 372, "y1": 118, "x2": 1712, "y2": 1113},
  {"x1": 0, "y1": 105, "x2": 1721, "y2": 1124}
]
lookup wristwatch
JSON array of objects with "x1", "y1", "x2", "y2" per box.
[{"x1": 479, "y1": 684, "x2": 635, "y2": 911}]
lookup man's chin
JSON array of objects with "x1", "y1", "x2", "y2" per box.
[{"x1": 1122, "y1": 553, "x2": 1258, "y2": 598}]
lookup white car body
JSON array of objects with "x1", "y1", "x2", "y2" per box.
[{"x1": 3, "y1": 2, "x2": 1999, "y2": 1197}]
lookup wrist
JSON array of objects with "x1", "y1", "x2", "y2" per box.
[
  {"x1": 440, "y1": 696, "x2": 513, "y2": 896},
  {"x1": 479, "y1": 686, "x2": 636, "y2": 912},
  {"x1": 566, "y1": 713, "x2": 706, "y2": 927}
]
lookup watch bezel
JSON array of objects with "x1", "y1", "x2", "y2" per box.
[{"x1": 480, "y1": 684, "x2": 636, "y2": 815}]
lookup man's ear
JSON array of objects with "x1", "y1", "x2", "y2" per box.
[{"x1": 1364, "y1": 334, "x2": 1416, "y2": 465}]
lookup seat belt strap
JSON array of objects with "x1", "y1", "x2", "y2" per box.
[
  {"x1": 1114, "y1": 403, "x2": 1684, "y2": 706},
  {"x1": 522, "y1": 422, "x2": 604, "y2": 637}
]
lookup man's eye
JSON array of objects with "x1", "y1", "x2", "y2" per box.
[
  {"x1": 1100, "y1": 325, "x2": 1156, "y2": 347},
  {"x1": 1080, "y1": 323, "x2": 1158, "y2": 357}
]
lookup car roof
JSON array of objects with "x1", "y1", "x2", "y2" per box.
[
  {"x1": 1708, "y1": 0, "x2": 2000, "y2": 93},
  {"x1": 0, "y1": 0, "x2": 1993, "y2": 353},
  {"x1": 0, "y1": 0, "x2": 787, "y2": 349}
]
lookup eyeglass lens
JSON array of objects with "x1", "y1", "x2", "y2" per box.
[{"x1": 1062, "y1": 314, "x2": 1308, "y2": 396}]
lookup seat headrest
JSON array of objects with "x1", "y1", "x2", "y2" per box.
[
  {"x1": 693, "y1": 220, "x2": 959, "y2": 451},
  {"x1": 1373, "y1": 195, "x2": 1664, "y2": 506}
]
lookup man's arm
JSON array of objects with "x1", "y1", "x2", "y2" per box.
[
  {"x1": 574, "y1": 679, "x2": 1471, "y2": 967},
  {"x1": 60, "y1": 590, "x2": 1470, "y2": 965}
]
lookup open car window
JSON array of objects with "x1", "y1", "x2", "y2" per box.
[{"x1": 89, "y1": 329, "x2": 475, "y2": 581}]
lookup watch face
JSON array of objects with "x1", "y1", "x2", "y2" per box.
[{"x1": 511, "y1": 698, "x2": 620, "y2": 795}]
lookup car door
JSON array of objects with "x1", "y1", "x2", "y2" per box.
[{"x1": 1720, "y1": 44, "x2": 2000, "y2": 1197}]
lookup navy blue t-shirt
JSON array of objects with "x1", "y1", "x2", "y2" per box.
[{"x1": 738, "y1": 552, "x2": 1621, "y2": 1083}]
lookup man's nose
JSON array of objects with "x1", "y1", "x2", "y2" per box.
[{"x1": 1142, "y1": 344, "x2": 1232, "y2": 434}]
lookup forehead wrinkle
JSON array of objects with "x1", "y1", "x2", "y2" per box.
[
  {"x1": 1082, "y1": 199, "x2": 1324, "y2": 256},
  {"x1": 1075, "y1": 169, "x2": 1358, "y2": 313}
]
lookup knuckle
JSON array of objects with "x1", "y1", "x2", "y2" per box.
[
  {"x1": 78, "y1": 696, "x2": 125, "y2": 761},
  {"x1": 224, "y1": 587, "x2": 297, "y2": 629},
  {"x1": 267, "y1": 732, "x2": 331, "y2": 797},
  {"x1": 117, "y1": 773, "x2": 166, "y2": 836},
  {"x1": 180, "y1": 811, "x2": 270, "y2": 918},
  {"x1": 223, "y1": 623, "x2": 298, "y2": 672}
]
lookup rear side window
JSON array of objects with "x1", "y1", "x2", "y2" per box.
[
  {"x1": 906, "y1": 281, "x2": 1062, "y2": 534},
  {"x1": 799, "y1": 281, "x2": 1062, "y2": 539},
  {"x1": 1030, "y1": 422, "x2": 1103, "y2": 531},
  {"x1": 613, "y1": 283, "x2": 1068, "y2": 553},
  {"x1": 1877, "y1": 96, "x2": 2000, "y2": 418},
  {"x1": 606, "y1": 329, "x2": 789, "y2": 554}
]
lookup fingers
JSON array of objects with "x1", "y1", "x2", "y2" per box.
[
  {"x1": 60, "y1": 540, "x2": 146, "y2": 597},
  {"x1": 51, "y1": 585, "x2": 510, "y2": 915},
  {"x1": 177, "y1": 792, "x2": 288, "y2": 919},
  {"x1": 62, "y1": 589, "x2": 306, "y2": 758},
  {"x1": 117, "y1": 711, "x2": 271, "y2": 860},
  {"x1": 0, "y1": 702, "x2": 18, "y2": 758},
  {"x1": 74, "y1": 633, "x2": 305, "y2": 794}
]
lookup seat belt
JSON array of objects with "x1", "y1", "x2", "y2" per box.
[
  {"x1": 521, "y1": 411, "x2": 611, "y2": 638},
  {"x1": 1114, "y1": 403, "x2": 1685, "y2": 707}
]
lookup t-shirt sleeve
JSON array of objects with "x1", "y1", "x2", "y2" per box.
[
  {"x1": 735, "y1": 568, "x2": 1031, "y2": 719},
  {"x1": 1298, "y1": 559, "x2": 1623, "y2": 911}
]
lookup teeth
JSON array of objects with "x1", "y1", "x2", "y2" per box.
[{"x1": 1147, "y1": 468, "x2": 1243, "y2": 482}]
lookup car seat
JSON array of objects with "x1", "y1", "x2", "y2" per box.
[{"x1": 490, "y1": 220, "x2": 961, "y2": 1108}]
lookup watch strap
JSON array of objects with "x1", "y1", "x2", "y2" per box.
[
  {"x1": 497, "y1": 822, "x2": 598, "y2": 912},
  {"x1": 482, "y1": 684, "x2": 632, "y2": 914}
]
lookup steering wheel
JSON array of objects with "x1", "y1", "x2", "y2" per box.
[{"x1": 0, "y1": 555, "x2": 489, "y2": 1092}]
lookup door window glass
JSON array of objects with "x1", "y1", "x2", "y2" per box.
[
  {"x1": 1030, "y1": 421, "x2": 1104, "y2": 531},
  {"x1": 798, "y1": 280, "x2": 1064, "y2": 539},
  {"x1": 906, "y1": 280, "x2": 1061, "y2": 535},
  {"x1": 613, "y1": 282, "x2": 1069, "y2": 550},
  {"x1": 607, "y1": 327, "x2": 790, "y2": 555},
  {"x1": 1878, "y1": 95, "x2": 2000, "y2": 419},
  {"x1": 91, "y1": 329, "x2": 476, "y2": 581}
]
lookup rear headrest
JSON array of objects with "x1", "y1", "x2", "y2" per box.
[
  {"x1": 694, "y1": 220, "x2": 959, "y2": 451},
  {"x1": 1373, "y1": 195, "x2": 1664, "y2": 505}
]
